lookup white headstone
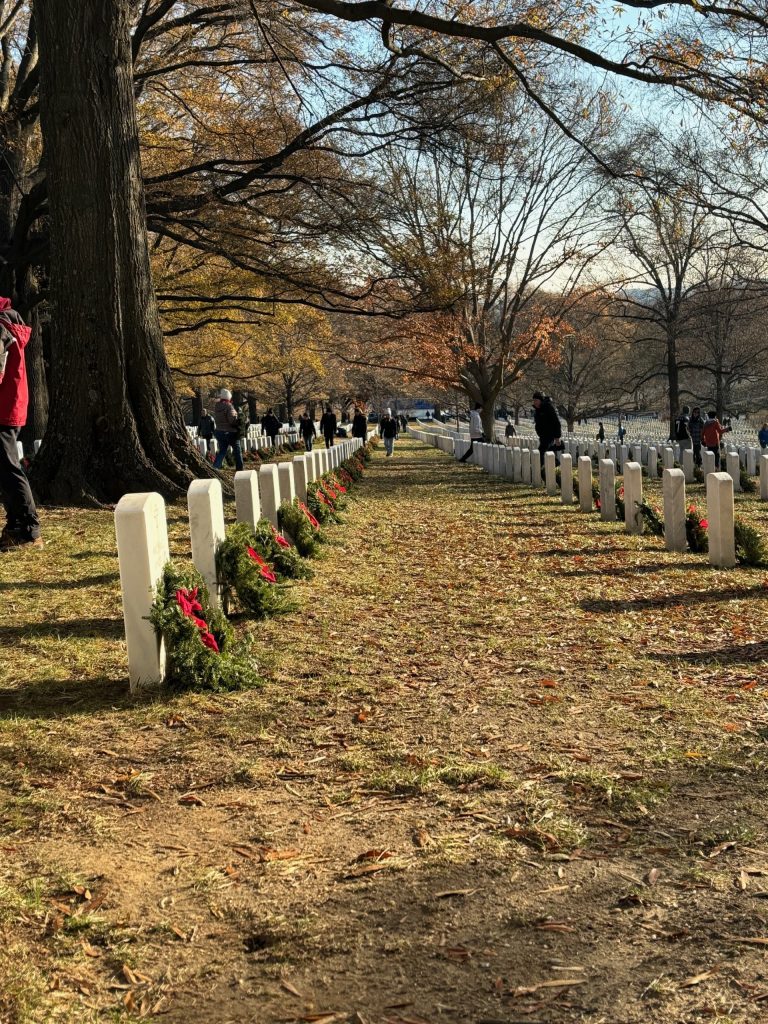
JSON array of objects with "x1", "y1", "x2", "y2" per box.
[
  {"x1": 188, "y1": 479, "x2": 226, "y2": 610},
  {"x1": 624, "y1": 462, "x2": 643, "y2": 534},
  {"x1": 647, "y1": 446, "x2": 658, "y2": 478},
  {"x1": 662, "y1": 447, "x2": 674, "y2": 470},
  {"x1": 114, "y1": 492, "x2": 170, "y2": 691},
  {"x1": 560, "y1": 453, "x2": 573, "y2": 504},
  {"x1": 747, "y1": 446, "x2": 757, "y2": 476},
  {"x1": 703, "y1": 449, "x2": 716, "y2": 477},
  {"x1": 599, "y1": 459, "x2": 616, "y2": 521},
  {"x1": 662, "y1": 468, "x2": 686, "y2": 553},
  {"x1": 521, "y1": 448, "x2": 532, "y2": 484},
  {"x1": 293, "y1": 455, "x2": 309, "y2": 503},
  {"x1": 682, "y1": 448, "x2": 695, "y2": 483},
  {"x1": 726, "y1": 451, "x2": 741, "y2": 492},
  {"x1": 707, "y1": 472, "x2": 736, "y2": 568},
  {"x1": 258, "y1": 464, "x2": 281, "y2": 527},
  {"x1": 234, "y1": 470, "x2": 260, "y2": 527},
  {"x1": 544, "y1": 451, "x2": 557, "y2": 495},
  {"x1": 578, "y1": 456, "x2": 592, "y2": 512},
  {"x1": 530, "y1": 452, "x2": 542, "y2": 488},
  {"x1": 278, "y1": 461, "x2": 297, "y2": 504},
  {"x1": 512, "y1": 447, "x2": 522, "y2": 483}
]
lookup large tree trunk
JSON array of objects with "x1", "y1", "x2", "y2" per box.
[
  {"x1": 31, "y1": 0, "x2": 210, "y2": 505},
  {"x1": 666, "y1": 329, "x2": 680, "y2": 440},
  {"x1": 19, "y1": 301, "x2": 48, "y2": 451}
]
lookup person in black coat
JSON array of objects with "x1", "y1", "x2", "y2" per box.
[
  {"x1": 198, "y1": 409, "x2": 215, "y2": 440},
  {"x1": 260, "y1": 407, "x2": 282, "y2": 446},
  {"x1": 299, "y1": 411, "x2": 316, "y2": 452},
  {"x1": 351, "y1": 407, "x2": 367, "y2": 441},
  {"x1": 319, "y1": 405, "x2": 337, "y2": 448},
  {"x1": 532, "y1": 391, "x2": 562, "y2": 466}
]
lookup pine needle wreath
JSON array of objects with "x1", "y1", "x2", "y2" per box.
[
  {"x1": 216, "y1": 522, "x2": 296, "y2": 619},
  {"x1": 740, "y1": 468, "x2": 758, "y2": 494},
  {"x1": 734, "y1": 518, "x2": 768, "y2": 567},
  {"x1": 685, "y1": 505, "x2": 709, "y2": 554},
  {"x1": 279, "y1": 499, "x2": 325, "y2": 557},
  {"x1": 637, "y1": 500, "x2": 665, "y2": 537},
  {"x1": 248, "y1": 518, "x2": 312, "y2": 579},
  {"x1": 149, "y1": 562, "x2": 260, "y2": 692},
  {"x1": 307, "y1": 480, "x2": 342, "y2": 524},
  {"x1": 615, "y1": 482, "x2": 625, "y2": 519}
]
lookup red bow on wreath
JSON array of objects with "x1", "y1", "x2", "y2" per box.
[
  {"x1": 247, "y1": 547, "x2": 277, "y2": 583},
  {"x1": 175, "y1": 587, "x2": 220, "y2": 653}
]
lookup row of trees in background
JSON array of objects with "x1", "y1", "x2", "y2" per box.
[{"x1": 4, "y1": 2, "x2": 768, "y2": 501}]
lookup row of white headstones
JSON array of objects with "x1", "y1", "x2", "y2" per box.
[
  {"x1": 186, "y1": 428, "x2": 301, "y2": 455},
  {"x1": 113, "y1": 438, "x2": 365, "y2": 692},
  {"x1": 509, "y1": 433, "x2": 765, "y2": 490},
  {"x1": 407, "y1": 427, "x2": 765, "y2": 570}
]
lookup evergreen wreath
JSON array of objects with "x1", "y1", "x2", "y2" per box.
[
  {"x1": 685, "y1": 504, "x2": 709, "y2": 554},
  {"x1": 248, "y1": 518, "x2": 312, "y2": 579},
  {"x1": 615, "y1": 482, "x2": 625, "y2": 519},
  {"x1": 216, "y1": 522, "x2": 296, "y2": 618},
  {"x1": 740, "y1": 468, "x2": 758, "y2": 494},
  {"x1": 149, "y1": 562, "x2": 260, "y2": 692},
  {"x1": 734, "y1": 518, "x2": 768, "y2": 567},
  {"x1": 278, "y1": 499, "x2": 325, "y2": 557},
  {"x1": 637, "y1": 500, "x2": 665, "y2": 537},
  {"x1": 307, "y1": 480, "x2": 342, "y2": 524}
]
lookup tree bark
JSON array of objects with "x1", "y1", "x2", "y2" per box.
[
  {"x1": 247, "y1": 392, "x2": 258, "y2": 423},
  {"x1": 191, "y1": 388, "x2": 204, "y2": 425},
  {"x1": 19, "y1": 300, "x2": 48, "y2": 451},
  {"x1": 31, "y1": 0, "x2": 210, "y2": 505}
]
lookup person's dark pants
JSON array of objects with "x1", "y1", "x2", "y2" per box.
[
  {"x1": 324, "y1": 434, "x2": 334, "y2": 448},
  {"x1": 0, "y1": 426, "x2": 41, "y2": 539},
  {"x1": 459, "y1": 436, "x2": 484, "y2": 463},
  {"x1": 693, "y1": 441, "x2": 702, "y2": 466},
  {"x1": 706, "y1": 444, "x2": 721, "y2": 470},
  {"x1": 213, "y1": 430, "x2": 244, "y2": 471},
  {"x1": 303, "y1": 436, "x2": 313, "y2": 452}
]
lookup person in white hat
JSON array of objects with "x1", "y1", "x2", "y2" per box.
[
  {"x1": 212, "y1": 388, "x2": 244, "y2": 470},
  {"x1": 379, "y1": 408, "x2": 398, "y2": 456}
]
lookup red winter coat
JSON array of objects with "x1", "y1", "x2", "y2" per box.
[{"x1": 0, "y1": 298, "x2": 31, "y2": 427}]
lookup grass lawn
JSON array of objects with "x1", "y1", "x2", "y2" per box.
[{"x1": 1, "y1": 438, "x2": 768, "y2": 1023}]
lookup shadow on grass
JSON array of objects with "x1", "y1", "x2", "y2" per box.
[
  {"x1": 0, "y1": 674, "x2": 147, "y2": 718},
  {"x1": 581, "y1": 583, "x2": 768, "y2": 613},
  {"x1": 3, "y1": 617, "x2": 125, "y2": 640},
  {"x1": 0, "y1": 572, "x2": 119, "y2": 591},
  {"x1": 558, "y1": 561, "x2": 712, "y2": 578},
  {"x1": 653, "y1": 641, "x2": 768, "y2": 666}
]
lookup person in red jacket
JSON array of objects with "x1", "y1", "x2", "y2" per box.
[{"x1": 0, "y1": 297, "x2": 42, "y2": 550}]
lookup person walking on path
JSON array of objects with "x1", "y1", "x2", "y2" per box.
[
  {"x1": 198, "y1": 408, "x2": 215, "y2": 441},
  {"x1": 758, "y1": 423, "x2": 768, "y2": 449},
  {"x1": 689, "y1": 406, "x2": 705, "y2": 465},
  {"x1": 320, "y1": 405, "x2": 337, "y2": 448},
  {"x1": 0, "y1": 297, "x2": 42, "y2": 550},
  {"x1": 299, "y1": 411, "x2": 316, "y2": 452},
  {"x1": 380, "y1": 408, "x2": 398, "y2": 456},
  {"x1": 505, "y1": 417, "x2": 516, "y2": 440},
  {"x1": 352, "y1": 406, "x2": 367, "y2": 442},
  {"x1": 702, "y1": 410, "x2": 730, "y2": 469},
  {"x1": 596, "y1": 422, "x2": 605, "y2": 443},
  {"x1": 532, "y1": 391, "x2": 562, "y2": 467},
  {"x1": 213, "y1": 389, "x2": 244, "y2": 470},
  {"x1": 260, "y1": 407, "x2": 282, "y2": 447},
  {"x1": 673, "y1": 406, "x2": 692, "y2": 450},
  {"x1": 459, "y1": 403, "x2": 485, "y2": 463}
]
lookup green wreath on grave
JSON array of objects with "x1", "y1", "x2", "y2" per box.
[
  {"x1": 278, "y1": 499, "x2": 326, "y2": 557},
  {"x1": 734, "y1": 518, "x2": 768, "y2": 567},
  {"x1": 149, "y1": 562, "x2": 260, "y2": 692},
  {"x1": 636, "y1": 500, "x2": 665, "y2": 537},
  {"x1": 248, "y1": 518, "x2": 312, "y2": 579},
  {"x1": 685, "y1": 505, "x2": 709, "y2": 554},
  {"x1": 216, "y1": 521, "x2": 297, "y2": 618}
]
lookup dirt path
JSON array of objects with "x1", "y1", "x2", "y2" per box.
[{"x1": 2, "y1": 439, "x2": 768, "y2": 1024}]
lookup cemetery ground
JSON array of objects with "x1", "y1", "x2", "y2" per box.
[{"x1": 2, "y1": 440, "x2": 768, "y2": 1024}]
